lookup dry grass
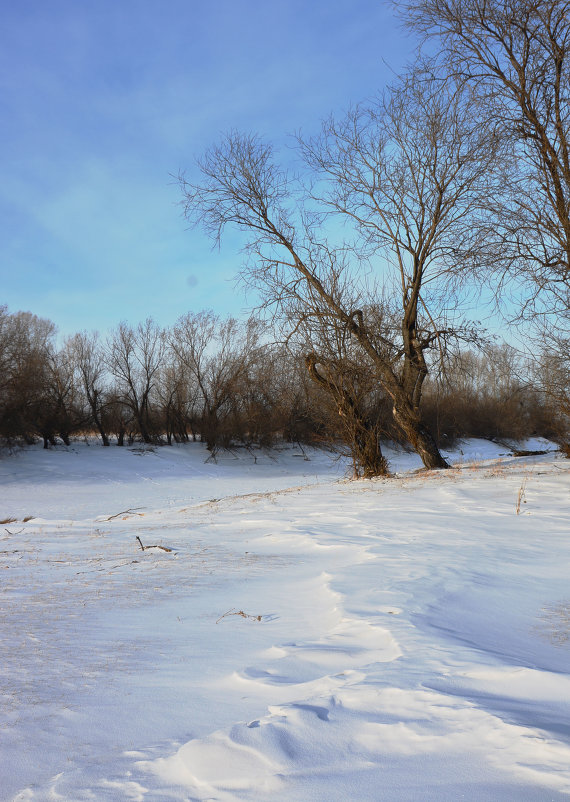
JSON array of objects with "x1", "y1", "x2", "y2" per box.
[
  {"x1": 516, "y1": 478, "x2": 528, "y2": 515},
  {"x1": 216, "y1": 608, "x2": 263, "y2": 624}
]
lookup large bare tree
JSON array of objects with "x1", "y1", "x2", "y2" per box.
[
  {"x1": 401, "y1": 0, "x2": 570, "y2": 322},
  {"x1": 179, "y1": 66, "x2": 497, "y2": 470}
]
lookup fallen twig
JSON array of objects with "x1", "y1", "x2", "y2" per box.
[
  {"x1": 5, "y1": 528, "x2": 24, "y2": 535},
  {"x1": 105, "y1": 507, "x2": 145, "y2": 521},
  {"x1": 511, "y1": 449, "x2": 550, "y2": 457},
  {"x1": 216, "y1": 608, "x2": 262, "y2": 624},
  {"x1": 136, "y1": 536, "x2": 173, "y2": 553},
  {"x1": 75, "y1": 559, "x2": 138, "y2": 575}
]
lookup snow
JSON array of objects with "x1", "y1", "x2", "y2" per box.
[{"x1": 0, "y1": 438, "x2": 568, "y2": 801}]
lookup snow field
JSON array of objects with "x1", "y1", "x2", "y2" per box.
[{"x1": 0, "y1": 440, "x2": 569, "y2": 800}]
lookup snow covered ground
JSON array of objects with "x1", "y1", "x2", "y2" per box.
[{"x1": 0, "y1": 439, "x2": 568, "y2": 801}]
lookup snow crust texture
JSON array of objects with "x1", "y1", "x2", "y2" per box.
[{"x1": 0, "y1": 439, "x2": 568, "y2": 801}]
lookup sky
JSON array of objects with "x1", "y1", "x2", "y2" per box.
[{"x1": 0, "y1": 0, "x2": 414, "y2": 339}]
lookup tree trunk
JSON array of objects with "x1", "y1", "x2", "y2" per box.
[
  {"x1": 305, "y1": 353, "x2": 389, "y2": 477},
  {"x1": 353, "y1": 425, "x2": 389, "y2": 477},
  {"x1": 392, "y1": 405, "x2": 449, "y2": 469},
  {"x1": 136, "y1": 412, "x2": 153, "y2": 444},
  {"x1": 92, "y1": 412, "x2": 110, "y2": 446}
]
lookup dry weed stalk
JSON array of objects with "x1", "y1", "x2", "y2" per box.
[
  {"x1": 216, "y1": 608, "x2": 262, "y2": 624},
  {"x1": 516, "y1": 478, "x2": 528, "y2": 515}
]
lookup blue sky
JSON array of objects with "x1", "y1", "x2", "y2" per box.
[{"x1": 1, "y1": 1, "x2": 413, "y2": 337}]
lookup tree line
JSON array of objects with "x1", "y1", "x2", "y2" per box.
[
  {"x1": 176, "y1": 0, "x2": 570, "y2": 473},
  {"x1": 0, "y1": 304, "x2": 566, "y2": 474}
]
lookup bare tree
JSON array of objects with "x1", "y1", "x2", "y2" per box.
[
  {"x1": 0, "y1": 306, "x2": 11, "y2": 388},
  {"x1": 534, "y1": 333, "x2": 570, "y2": 452},
  {"x1": 286, "y1": 305, "x2": 391, "y2": 475},
  {"x1": 42, "y1": 343, "x2": 88, "y2": 446},
  {"x1": 305, "y1": 351, "x2": 390, "y2": 477},
  {"x1": 256, "y1": 345, "x2": 325, "y2": 446},
  {"x1": 170, "y1": 311, "x2": 264, "y2": 452},
  {"x1": 68, "y1": 331, "x2": 110, "y2": 445},
  {"x1": 401, "y1": 0, "x2": 570, "y2": 323},
  {"x1": 106, "y1": 319, "x2": 165, "y2": 444},
  {"x1": 155, "y1": 349, "x2": 198, "y2": 445},
  {"x1": 0, "y1": 306, "x2": 17, "y2": 436},
  {"x1": 104, "y1": 388, "x2": 132, "y2": 447},
  {"x1": 0, "y1": 311, "x2": 58, "y2": 446},
  {"x1": 179, "y1": 67, "x2": 496, "y2": 470}
]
